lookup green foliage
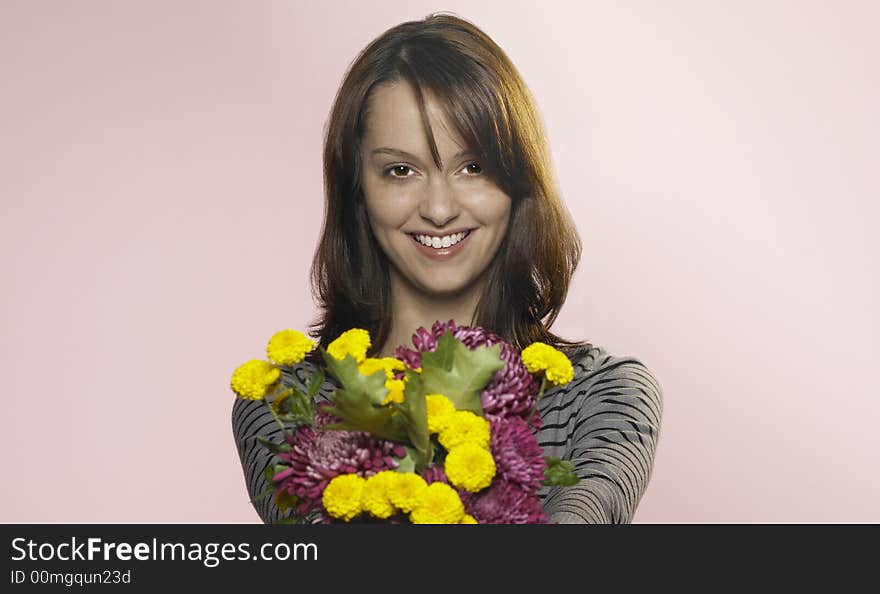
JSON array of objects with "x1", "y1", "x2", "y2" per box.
[
  {"x1": 543, "y1": 457, "x2": 580, "y2": 487},
  {"x1": 418, "y1": 331, "x2": 505, "y2": 414},
  {"x1": 393, "y1": 370, "x2": 432, "y2": 471},
  {"x1": 271, "y1": 385, "x2": 315, "y2": 427},
  {"x1": 255, "y1": 435, "x2": 291, "y2": 454},
  {"x1": 250, "y1": 464, "x2": 287, "y2": 505},
  {"x1": 306, "y1": 366, "x2": 325, "y2": 398},
  {"x1": 319, "y1": 348, "x2": 407, "y2": 441},
  {"x1": 262, "y1": 464, "x2": 288, "y2": 483},
  {"x1": 274, "y1": 489, "x2": 298, "y2": 515}
]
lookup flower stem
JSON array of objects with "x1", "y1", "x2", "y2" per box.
[
  {"x1": 536, "y1": 376, "x2": 548, "y2": 405},
  {"x1": 527, "y1": 376, "x2": 549, "y2": 427},
  {"x1": 263, "y1": 397, "x2": 287, "y2": 434}
]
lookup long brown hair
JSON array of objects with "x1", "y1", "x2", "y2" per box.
[{"x1": 306, "y1": 12, "x2": 591, "y2": 364}]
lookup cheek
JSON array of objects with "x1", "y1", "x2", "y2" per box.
[
  {"x1": 363, "y1": 194, "x2": 404, "y2": 230},
  {"x1": 470, "y1": 190, "x2": 512, "y2": 228}
]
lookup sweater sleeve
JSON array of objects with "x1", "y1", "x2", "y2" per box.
[
  {"x1": 231, "y1": 396, "x2": 284, "y2": 524},
  {"x1": 230, "y1": 364, "x2": 327, "y2": 524},
  {"x1": 540, "y1": 356, "x2": 664, "y2": 524}
]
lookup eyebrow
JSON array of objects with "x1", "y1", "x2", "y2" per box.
[{"x1": 370, "y1": 147, "x2": 475, "y2": 165}]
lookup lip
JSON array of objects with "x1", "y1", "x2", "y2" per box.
[
  {"x1": 409, "y1": 229, "x2": 474, "y2": 261},
  {"x1": 407, "y1": 227, "x2": 474, "y2": 237}
]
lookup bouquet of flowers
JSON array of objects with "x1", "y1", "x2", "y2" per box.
[{"x1": 230, "y1": 320, "x2": 579, "y2": 524}]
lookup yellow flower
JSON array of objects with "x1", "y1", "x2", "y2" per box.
[
  {"x1": 322, "y1": 474, "x2": 365, "y2": 521},
  {"x1": 362, "y1": 471, "x2": 398, "y2": 519},
  {"x1": 425, "y1": 394, "x2": 456, "y2": 434},
  {"x1": 230, "y1": 360, "x2": 280, "y2": 400},
  {"x1": 382, "y1": 378, "x2": 406, "y2": 405},
  {"x1": 521, "y1": 342, "x2": 574, "y2": 386},
  {"x1": 327, "y1": 328, "x2": 372, "y2": 364},
  {"x1": 410, "y1": 482, "x2": 465, "y2": 524},
  {"x1": 266, "y1": 329, "x2": 316, "y2": 366},
  {"x1": 460, "y1": 514, "x2": 478, "y2": 524},
  {"x1": 358, "y1": 357, "x2": 408, "y2": 405},
  {"x1": 444, "y1": 444, "x2": 496, "y2": 492},
  {"x1": 386, "y1": 472, "x2": 427, "y2": 513},
  {"x1": 545, "y1": 357, "x2": 574, "y2": 385},
  {"x1": 438, "y1": 411, "x2": 491, "y2": 450},
  {"x1": 358, "y1": 357, "x2": 405, "y2": 379},
  {"x1": 520, "y1": 342, "x2": 554, "y2": 372}
]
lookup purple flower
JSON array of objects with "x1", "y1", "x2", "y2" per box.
[
  {"x1": 460, "y1": 479, "x2": 547, "y2": 524},
  {"x1": 394, "y1": 319, "x2": 541, "y2": 427},
  {"x1": 421, "y1": 465, "x2": 449, "y2": 485},
  {"x1": 272, "y1": 405, "x2": 406, "y2": 516},
  {"x1": 490, "y1": 417, "x2": 547, "y2": 491}
]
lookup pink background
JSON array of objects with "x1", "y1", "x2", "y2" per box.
[{"x1": 2, "y1": 1, "x2": 877, "y2": 523}]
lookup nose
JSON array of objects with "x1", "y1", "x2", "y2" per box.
[{"x1": 418, "y1": 178, "x2": 461, "y2": 228}]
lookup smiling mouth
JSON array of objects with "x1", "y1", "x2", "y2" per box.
[{"x1": 408, "y1": 229, "x2": 473, "y2": 249}]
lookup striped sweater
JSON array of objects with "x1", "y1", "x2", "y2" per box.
[{"x1": 231, "y1": 344, "x2": 663, "y2": 524}]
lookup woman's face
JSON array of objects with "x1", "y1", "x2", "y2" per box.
[{"x1": 359, "y1": 81, "x2": 512, "y2": 301}]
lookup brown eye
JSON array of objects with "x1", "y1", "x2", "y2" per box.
[
  {"x1": 388, "y1": 165, "x2": 412, "y2": 178},
  {"x1": 464, "y1": 162, "x2": 482, "y2": 175}
]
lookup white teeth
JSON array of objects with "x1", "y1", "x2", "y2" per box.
[{"x1": 414, "y1": 231, "x2": 469, "y2": 248}]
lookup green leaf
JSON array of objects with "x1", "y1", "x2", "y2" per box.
[
  {"x1": 256, "y1": 435, "x2": 287, "y2": 455},
  {"x1": 418, "y1": 331, "x2": 505, "y2": 414},
  {"x1": 319, "y1": 348, "x2": 407, "y2": 441},
  {"x1": 543, "y1": 457, "x2": 580, "y2": 487},
  {"x1": 274, "y1": 490, "x2": 298, "y2": 515},
  {"x1": 262, "y1": 463, "x2": 288, "y2": 483},
  {"x1": 273, "y1": 385, "x2": 315, "y2": 427},
  {"x1": 306, "y1": 367, "x2": 325, "y2": 398},
  {"x1": 395, "y1": 371, "x2": 432, "y2": 471},
  {"x1": 278, "y1": 415, "x2": 310, "y2": 428},
  {"x1": 278, "y1": 396, "x2": 314, "y2": 426}
]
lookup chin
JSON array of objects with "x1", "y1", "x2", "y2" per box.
[{"x1": 416, "y1": 276, "x2": 478, "y2": 299}]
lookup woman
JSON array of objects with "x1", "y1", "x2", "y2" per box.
[{"x1": 232, "y1": 13, "x2": 663, "y2": 524}]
